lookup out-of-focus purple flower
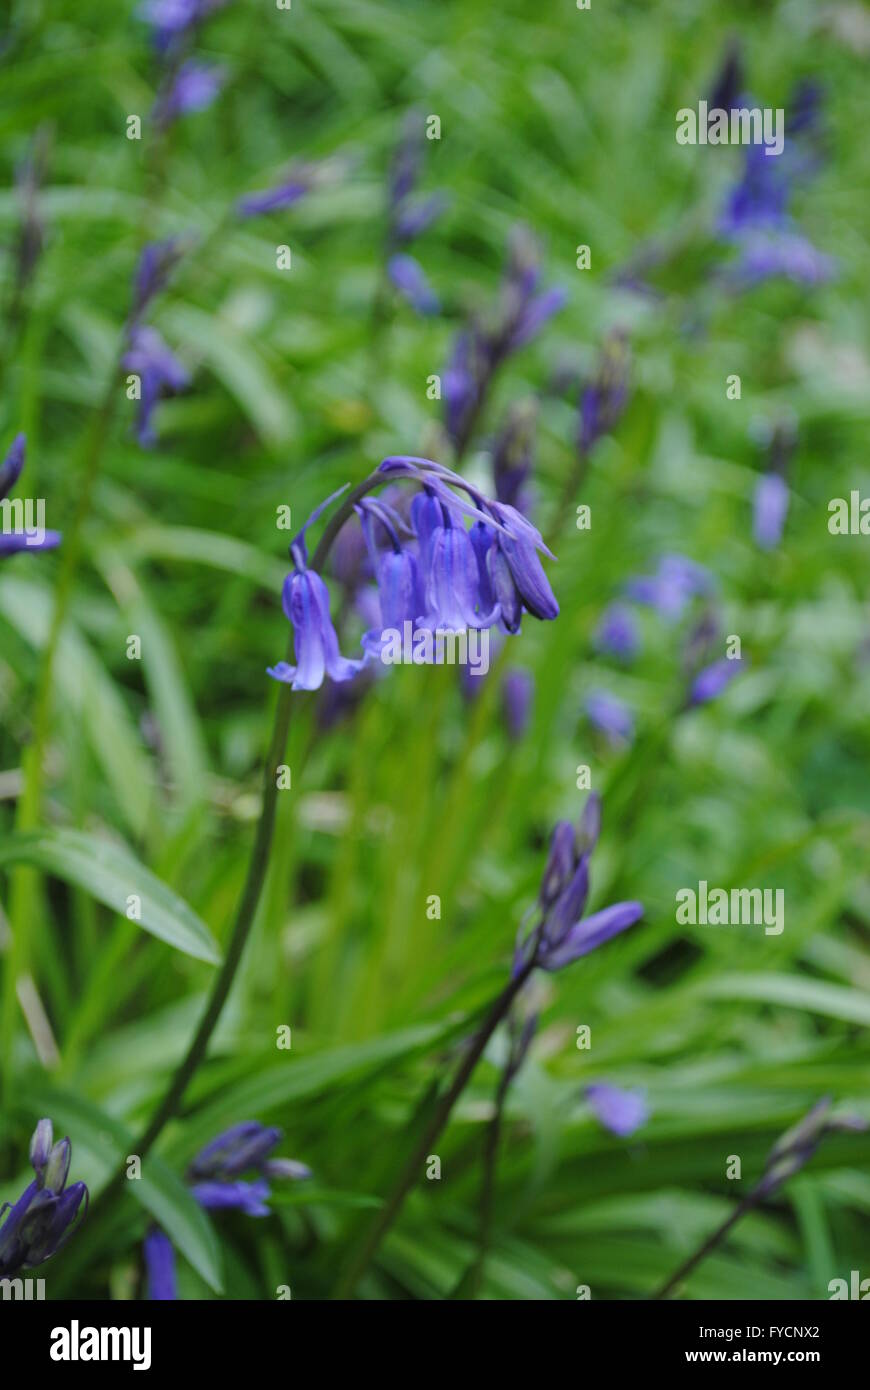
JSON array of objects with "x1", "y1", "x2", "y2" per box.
[
  {"x1": 0, "y1": 434, "x2": 61, "y2": 557},
  {"x1": 131, "y1": 238, "x2": 184, "y2": 324},
  {"x1": 144, "y1": 1226, "x2": 178, "y2": 1300},
  {"x1": 594, "y1": 602, "x2": 639, "y2": 661},
  {"x1": 626, "y1": 553, "x2": 714, "y2": 622},
  {"x1": 718, "y1": 87, "x2": 835, "y2": 289},
  {"x1": 153, "y1": 60, "x2": 225, "y2": 125},
  {"x1": 122, "y1": 324, "x2": 190, "y2": 448},
  {"x1": 190, "y1": 1179, "x2": 272, "y2": 1216},
  {"x1": 688, "y1": 656, "x2": 743, "y2": 707},
  {"x1": 0, "y1": 1119, "x2": 87, "y2": 1277},
  {"x1": 393, "y1": 192, "x2": 447, "y2": 244},
  {"x1": 236, "y1": 173, "x2": 309, "y2": 218},
  {"x1": 492, "y1": 401, "x2": 536, "y2": 512},
  {"x1": 586, "y1": 690, "x2": 634, "y2": 745},
  {"x1": 516, "y1": 794, "x2": 643, "y2": 975},
  {"x1": 586, "y1": 1083, "x2": 648, "y2": 1137},
  {"x1": 13, "y1": 130, "x2": 49, "y2": 294},
  {"x1": 139, "y1": 0, "x2": 225, "y2": 53},
  {"x1": 188, "y1": 1121, "x2": 283, "y2": 1181},
  {"x1": 578, "y1": 332, "x2": 630, "y2": 454},
  {"x1": 502, "y1": 668, "x2": 533, "y2": 738},
  {"x1": 443, "y1": 228, "x2": 564, "y2": 455},
  {"x1": 387, "y1": 253, "x2": 440, "y2": 315},
  {"x1": 754, "y1": 471, "x2": 789, "y2": 549}
]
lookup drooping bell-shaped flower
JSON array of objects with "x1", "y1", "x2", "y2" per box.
[
  {"x1": 268, "y1": 491, "x2": 365, "y2": 691},
  {"x1": 188, "y1": 1121, "x2": 283, "y2": 1181},
  {"x1": 687, "y1": 657, "x2": 744, "y2": 708},
  {"x1": 423, "y1": 511, "x2": 499, "y2": 631}
]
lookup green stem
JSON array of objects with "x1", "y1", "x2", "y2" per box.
[
  {"x1": 334, "y1": 959, "x2": 535, "y2": 1299},
  {"x1": 653, "y1": 1190, "x2": 759, "y2": 1299},
  {"x1": 84, "y1": 471, "x2": 388, "y2": 1231}
]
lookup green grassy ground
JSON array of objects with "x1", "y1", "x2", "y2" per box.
[{"x1": 1, "y1": 0, "x2": 869, "y2": 1299}]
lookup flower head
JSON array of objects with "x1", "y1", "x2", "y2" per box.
[
  {"x1": 154, "y1": 60, "x2": 225, "y2": 126},
  {"x1": 122, "y1": 324, "x2": 190, "y2": 448},
  {"x1": 586, "y1": 1083, "x2": 648, "y2": 1137},
  {"x1": 0, "y1": 1119, "x2": 87, "y2": 1277},
  {"x1": 516, "y1": 794, "x2": 643, "y2": 974}
]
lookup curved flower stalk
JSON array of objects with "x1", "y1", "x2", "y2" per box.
[
  {"x1": 0, "y1": 433, "x2": 61, "y2": 557},
  {"x1": 268, "y1": 457, "x2": 559, "y2": 691},
  {"x1": 143, "y1": 1122, "x2": 310, "y2": 1299},
  {"x1": 337, "y1": 792, "x2": 642, "y2": 1297},
  {"x1": 0, "y1": 1119, "x2": 88, "y2": 1276},
  {"x1": 443, "y1": 226, "x2": 565, "y2": 460},
  {"x1": 656, "y1": 1097, "x2": 866, "y2": 1299}
]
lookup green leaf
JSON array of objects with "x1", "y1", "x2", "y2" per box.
[{"x1": 0, "y1": 828, "x2": 222, "y2": 965}]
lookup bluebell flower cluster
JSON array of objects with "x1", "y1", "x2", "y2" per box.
[
  {"x1": 444, "y1": 226, "x2": 565, "y2": 457},
  {"x1": 0, "y1": 1119, "x2": 87, "y2": 1276},
  {"x1": 0, "y1": 433, "x2": 61, "y2": 557},
  {"x1": 514, "y1": 793, "x2": 643, "y2": 974},
  {"x1": 384, "y1": 114, "x2": 445, "y2": 316},
  {"x1": 268, "y1": 457, "x2": 559, "y2": 691},
  {"x1": 144, "y1": 1121, "x2": 310, "y2": 1299}
]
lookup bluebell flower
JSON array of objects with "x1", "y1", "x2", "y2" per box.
[
  {"x1": 356, "y1": 498, "x2": 425, "y2": 656},
  {"x1": 718, "y1": 88, "x2": 835, "y2": 289},
  {"x1": 154, "y1": 59, "x2": 225, "y2": 125},
  {"x1": 139, "y1": 0, "x2": 225, "y2": 53},
  {"x1": 387, "y1": 114, "x2": 446, "y2": 246},
  {"x1": 144, "y1": 1226, "x2": 177, "y2": 1300},
  {"x1": 442, "y1": 228, "x2": 565, "y2": 455},
  {"x1": 122, "y1": 324, "x2": 190, "y2": 448},
  {"x1": 578, "y1": 333, "x2": 630, "y2": 454},
  {"x1": 688, "y1": 657, "x2": 743, "y2": 708},
  {"x1": 268, "y1": 488, "x2": 366, "y2": 690},
  {"x1": 586, "y1": 690, "x2": 634, "y2": 745},
  {"x1": 516, "y1": 795, "x2": 643, "y2": 974},
  {"x1": 586, "y1": 1083, "x2": 648, "y2": 1137},
  {"x1": 0, "y1": 434, "x2": 61, "y2": 557},
  {"x1": 754, "y1": 471, "x2": 789, "y2": 549},
  {"x1": 0, "y1": 1119, "x2": 87, "y2": 1277},
  {"x1": 502, "y1": 668, "x2": 533, "y2": 738},
  {"x1": 190, "y1": 1179, "x2": 272, "y2": 1216},
  {"x1": 131, "y1": 238, "x2": 184, "y2": 323},
  {"x1": 237, "y1": 172, "x2": 310, "y2": 218},
  {"x1": 626, "y1": 553, "x2": 714, "y2": 622},
  {"x1": 144, "y1": 1121, "x2": 310, "y2": 1299},
  {"x1": 387, "y1": 253, "x2": 440, "y2": 315},
  {"x1": 594, "y1": 602, "x2": 639, "y2": 661},
  {"x1": 492, "y1": 401, "x2": 536, "y2": 512}
]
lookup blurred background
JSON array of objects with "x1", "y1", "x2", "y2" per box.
[{"x1": 1, "y1": 0, "x2": 869, "y2": 1299}]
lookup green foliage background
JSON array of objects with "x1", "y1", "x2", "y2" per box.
[{"x1": 1, "y1": 0, "x2": 869, "y2": 1299}]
